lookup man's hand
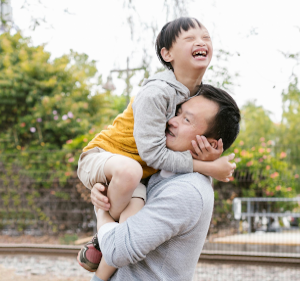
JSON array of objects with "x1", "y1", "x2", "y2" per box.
[
  {"x1": 190, "y1": 135, "x2": 223, "y2": 161},
  {"x1": 91, "y1": 183, "x2": 110, "y2": 211},
  {"x1": 209, "y1": 153, "x2": 236, "y2": 182}
]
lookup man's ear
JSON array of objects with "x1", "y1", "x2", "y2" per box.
[
  {"x1": 161, "y1": 47, "x2": 173, "y2": 63},
  {"x1": 207, "y1": 138, "x2": 218, "y2": 149}
]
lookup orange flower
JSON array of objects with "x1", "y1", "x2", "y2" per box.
[
  {"x1": 83, "y1": 138, "x2": 88, "y2": 142},
  {"x1": 246, "y1": 161, "x2": 253, "y2": 167},
  {"x1": 270, "y1": 172, "x2": 279, "y2": 178},
  {"x1": 66, "y1": 139, "x2": 73, "y2": 144},
  {"x1": 275, "y1": 185, "x2": 281, "y2": 191},
  {"x1": 259, "y1": 148, "x2": 265, "y2": 153},
  {"x1": 239, "y1": 141, "x2": 244, "y2": 145},
  {"x1": 286, "y1": 187, "x2": 292, "y2": 192},
  {"x1": 280, "y1": 152, "x2": 287, "y2": 159},
  {"x1": 295, "y1": 174, "x2": 299, "y2": 179},
  {"x1": 234, "y1": 148, "x2": 239, "y2": 153},
  {"x1": 65, "y1": 171, "x2": 71, "y2": 176},
  {"x1": 263, "y1": 155, "x2": 267, "y2": 159},
  {"x1": 240, "y1": 150, "x2": 247, "y2": 156},
  {"x1": 260, "y1": 137, "x2": 265, "y2": 142},
  {"x1": 20, "y1": 122, "x2": 26, "y2": 127},
  {"x1": 266, "y1": 165, "x2": 270, "y2": 170},
  {"x1": 251, "y1": 147, "x2": 255, "y2": 151},
  {"x1": 266, "y1": 148, "x2": 271, "y2": 153}
]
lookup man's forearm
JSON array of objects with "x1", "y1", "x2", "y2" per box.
[{"x1": 96, "y1": 210, "x2": 118, "y2": 247}]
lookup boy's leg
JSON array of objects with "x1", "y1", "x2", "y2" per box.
[
  {"x1": 77, "y1": 147, "x2": 143, "y2": 274},
  {"x1": 103, "y1": 155, "x2": 143, "y2": 221}
]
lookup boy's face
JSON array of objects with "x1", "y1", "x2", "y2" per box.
[
  {"x1": 165, "y1": 96, "x2": 219, "y2": 152},
  {"x1": 164, "y1": 23, "x2": 213, "y2": 74}
]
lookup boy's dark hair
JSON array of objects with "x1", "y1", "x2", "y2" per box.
[
  {"x1": 155, "y1": 17, "x2": 202, "y2": 70},
  {"x1": 200, "y1": 85, "x2": 241, "y2": 151}
]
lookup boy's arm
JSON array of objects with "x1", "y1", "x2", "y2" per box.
[
  {"x1": 132, "y1": 86, "x2": 193, "y2": 173},
  {"x1": 193, "y1": 153, "x2": 236, "y2": 182},
  {"x1": 97, "y1": 182, "x2": 205, "y2": 268},
  {"x1": 132, "y1": 86, "x2": 235, "y2": 179}
]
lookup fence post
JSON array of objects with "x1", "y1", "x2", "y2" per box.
[{"x1": 247, "y1": 200, "x2": 251, "y2": 233}]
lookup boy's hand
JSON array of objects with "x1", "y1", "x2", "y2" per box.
[
  {"x1": 209, "y1": 153, "x2": 236, "y2": 182},
  {"x1": 91, "y1": 183, "x2": 110, "y2": 211},
  {"x1": 190, "y1": 135, "x2": 223, "y2": 161}
]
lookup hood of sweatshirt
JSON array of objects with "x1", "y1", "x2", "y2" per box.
[{"x1": 141, "y1": 69, "x2": 190, "y2": 99}]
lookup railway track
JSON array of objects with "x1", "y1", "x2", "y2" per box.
[{"x1": 1, "y1": 244, "x2": 300, "y2": 266}]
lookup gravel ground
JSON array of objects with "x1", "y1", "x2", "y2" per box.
[{"x1": 1, "y1": 254, "x2": 299, "y2": 281}]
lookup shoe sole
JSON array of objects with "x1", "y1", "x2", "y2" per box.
[{"x1": 77, "y1": 251, "x2": 97, "y2": 272}]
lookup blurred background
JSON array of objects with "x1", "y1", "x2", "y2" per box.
[{"x1": 0, "y1": 1, "x2": 300, "y2": 280}]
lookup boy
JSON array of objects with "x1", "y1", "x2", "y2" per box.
[{"x1": 77, "y1": 17, "x2": 236, "y2": 280}]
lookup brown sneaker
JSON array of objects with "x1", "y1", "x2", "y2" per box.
[{"x1": 77, "y1": 233, "x2": 102, "y2": 272}]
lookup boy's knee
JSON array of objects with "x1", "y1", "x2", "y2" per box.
[{"x1": 113, "y1": 160, "x2": 143, "y2": 190}]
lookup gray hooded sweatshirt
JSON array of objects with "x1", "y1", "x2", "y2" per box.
[{"x1": 132, "y1": 69, "x2": 201, "y2": 174}]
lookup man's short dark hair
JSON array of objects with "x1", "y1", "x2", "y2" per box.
[
  {"x1": 199, "y1": 85, "x2": 241, "y2": 151},
  {"x1": 155, "y1": 17, "x2": 202, "y2": 70}
]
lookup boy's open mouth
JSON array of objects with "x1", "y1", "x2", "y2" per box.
[{"x1": 192, "y1": 50, "x2": 207, "y2": 58}]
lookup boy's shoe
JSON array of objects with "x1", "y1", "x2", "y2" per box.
[{"x1": 77, "y1": 233, "x2": 102, "y2": 272}]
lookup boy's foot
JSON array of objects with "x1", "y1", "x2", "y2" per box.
[{"x1": 77, "y1": 233, "x2": 102, "y2": 272}]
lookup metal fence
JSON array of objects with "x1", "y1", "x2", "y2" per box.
[{"x1": 1, "y1": 149, "x2": 300, "y2": 280}]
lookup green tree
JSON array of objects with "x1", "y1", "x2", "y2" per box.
[
  {"x1": 280, "y1": 78, "x2": 300, "y2": 165},
  {"x1": 0, "y1": 32, "x2": 126, "y2": 151},
  {"x1": 234, "y1": 100, "x2": 278, "y2": 148}
]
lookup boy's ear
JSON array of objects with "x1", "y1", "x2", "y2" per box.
[
  {"x1": 207, "y1": 139, "x2": 218, "y2": 149},
  {"x1": 161, "y1": 47, "x2": 173, "y2": 63}
]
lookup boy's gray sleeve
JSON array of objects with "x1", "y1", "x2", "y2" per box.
[
  {"x1": 100, "y1": 183, "x2": 203, "y2": 268},
  {"x1": 132, "y1": 86, "x2": 193, "y2": 173}
]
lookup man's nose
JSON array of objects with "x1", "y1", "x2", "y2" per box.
[{"x1": 168, "y1": 116, "x2": 179, "y2": 127}]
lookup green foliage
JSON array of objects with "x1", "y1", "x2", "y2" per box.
[
  {"x1": 228, "y1": 140, "x2": 299, "y2": 197},
  {"x1": 0, "y1": 32, "x2": 122, "y2": 151},
  {"x1": 280, "y1": 78, "x2": 300, "y2": 165},
  {"x1": 0, "y1": 32, "x2": 127, "y2": 233},
  {"x1": 59, "y1": 233, "x2": 78, "y2": 245}
]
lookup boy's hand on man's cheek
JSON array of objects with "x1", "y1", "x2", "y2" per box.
[
  {"x1": 91, "y1": 183, "x2": 110, "y2": 211},
  {"x1": 190, "y1": 135, "x2": 223, "y2": 161}
]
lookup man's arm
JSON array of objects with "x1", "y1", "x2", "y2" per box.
[
  {"x1": 98, "y1": 181, "x2": 203, "y2": 268},
  {"x1": 133, "y1": 86, "x2": 193, "y2": 173}
]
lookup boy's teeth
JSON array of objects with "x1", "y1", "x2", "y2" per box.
[{"x1": 192, "y1": 51, "x2": 207, "y2": 56}]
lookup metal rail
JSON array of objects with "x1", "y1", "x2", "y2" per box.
[{"x1": 1, "y1": 244, "x2": 300, "y2": 266}]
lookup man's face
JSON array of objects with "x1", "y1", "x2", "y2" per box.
[
  {"x1": 165, "y1": 96, "x2": 219, "y2": 152},
  {"x1": 168, "y1": 23, "x2": 213, "y2": 73}
]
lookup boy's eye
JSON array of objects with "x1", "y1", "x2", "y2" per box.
[{"x1": 185, "y1": 118, "x2": 190, "y2": 123}]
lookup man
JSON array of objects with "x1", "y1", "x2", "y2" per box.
[{"x1": 91, "y1": 85, "x2": 240, "y2": 281}]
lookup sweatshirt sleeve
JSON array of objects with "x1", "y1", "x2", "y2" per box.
[
  {"x1": 132, "y1": 85, "x2": 193, "y2": 173},
  {"x1": 100, "y1": 182, "x2": 203, "y2": 268}
]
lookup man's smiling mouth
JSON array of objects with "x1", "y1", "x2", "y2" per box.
[{"x1": 166, "y1": 128, "x2": 175, "y2": 137}]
